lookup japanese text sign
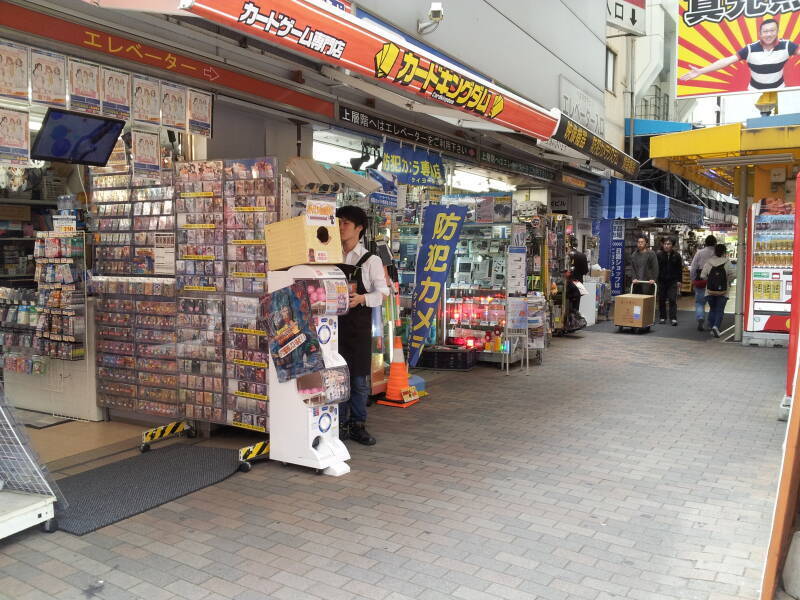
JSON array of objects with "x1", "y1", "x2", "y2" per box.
[
  {"x1": 409, "y1": 205, "x2": 467, "y2": 367},
  {"x1": 381, "y1": 140, "x2": 445, "y2": 187},
  {"x1": 677, "y1": 0, "x2": 800, "y2": 98},
  {"x1": 181, "y1": 0, "x2": 559, "y2": 140},
  {"x1": 611, "y1": 221, "x2": 625, "y2": 296},
  {"x1": 0, "y1": 1, "x2": 331, "y2": 119},
  {"x1": 340, "y1": 105, "x2": 477, "y2": 159},
  {"x1": 552, "y1": 114, "x2": 639, "y2": 178}
]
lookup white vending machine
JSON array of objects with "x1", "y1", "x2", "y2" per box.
[{"x1": 266, "y1": 265, "x2": 351, "y2": 476}]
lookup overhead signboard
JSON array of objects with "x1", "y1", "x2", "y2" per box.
[
  {"x1": 607, "y1": 0, "x2": 646, "y2": 36},
  {"x1": 180, "y1": 0, "x2": 560, "y2": 141},
  {"x1": 677, "y1": 1, "x2": 800, "y2": 98},
  {"x1": 0, "y1": 1, "x2": 333, "y2": 118},
  {"x1": 339, "y1": 105, "x2": 477, "y2": 160},
  {"x1": 551, "y1": 114, "x2": 640, "y2": 178},
  {"x1": 479, "y1": 150, "x2": 556, "y2": 183}
]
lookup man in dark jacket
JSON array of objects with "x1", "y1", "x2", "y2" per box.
[
  {"x1": 630, "y1": 235, "x2": 658, "y2": 294},
  {"x1": 657, "y1": 237, "x2": 683, "y2": 326},
  {"x1": 568, "y1": 238, "x2": 589, "y2": 283}
]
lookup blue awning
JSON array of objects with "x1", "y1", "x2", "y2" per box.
[{"x1": 601, "y1": 177, "x2": 704, "y2": 227}]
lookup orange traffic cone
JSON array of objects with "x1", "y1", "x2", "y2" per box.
[{"x1": 385, "y1": 336, "x2": 409, "y2": 401}]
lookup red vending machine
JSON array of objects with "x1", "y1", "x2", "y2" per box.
[{"x1": 744, "y1": 200, "x2": 794, "y2": 345}]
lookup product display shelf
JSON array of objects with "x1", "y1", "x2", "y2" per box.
[
  {"x1": 0, "y1": 289, "x2": 46, "y2": 378},
  {"x1": 93, "y1": 276, "x2": 180, "y2": 419},
  {"x1": 33, "y1": 232, "x2": 87, "y2": 360},
  {"x1": 221, "y1": 158, "x2": 277, "y2": 434}
]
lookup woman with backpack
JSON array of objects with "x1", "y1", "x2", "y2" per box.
[{"x1": 700, "y1": 244, "x2": 736, "y2": 338}]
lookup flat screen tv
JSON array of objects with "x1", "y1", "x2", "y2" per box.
[{"x1": 30, "y1": 108, "x2": 125, "y2": 166}]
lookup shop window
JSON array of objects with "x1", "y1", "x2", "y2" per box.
[{"x1": 606, "y1": 47, "x2": 617, "y2": 93}]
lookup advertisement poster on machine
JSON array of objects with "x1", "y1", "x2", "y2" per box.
[{"x1": 677, "y1": 1, "x2": 800, "y2": 98}]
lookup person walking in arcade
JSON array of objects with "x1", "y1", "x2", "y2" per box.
[{"x1": 336, "y1": 206, "x2": 389, "y2": 446}]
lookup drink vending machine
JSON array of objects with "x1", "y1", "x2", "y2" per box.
[
  {"x1": 744, "y1": 202, "x2": 794, "y2": 343},
  {"x1": 266, "y1": 265, "x2": 352, "y2": 476}
]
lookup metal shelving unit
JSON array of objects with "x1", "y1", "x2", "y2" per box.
[{"x1": 0, "y1": 390, "x2": 60, "y2": 537}]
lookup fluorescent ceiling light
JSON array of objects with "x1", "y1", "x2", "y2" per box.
[
  {"x1": 697, "y1": 153, "x2": 795, "y2": 167},
  {"x1": 80, "y1": 0, "x2": 185, "y2": 14}
]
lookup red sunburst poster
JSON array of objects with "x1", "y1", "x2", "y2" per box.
[{"x1": 677, "y1": 1, "x2": 800, "y2": 98}]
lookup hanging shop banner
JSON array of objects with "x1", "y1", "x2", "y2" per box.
[
  {"x1": 68, "y1": 58, "x2": 101, "y2": 115},
  {"x1": 677, "y1": 1, "x2": 800, "y2": 98},
  {"x1": 0, "y1": 40, "x2": 28, "y2": 102},
  {"x1": 479, "y1": 150, "x2": 556, "y2": 183},
  {"x1": 381, "y1": 140, "x2": 445, "y2": 187},
  {"x1": 552, "y1": 113, "x2": 639, "y2": 178},
  {"x1": 610, "y1": 220, "x2": 625, "y2": 296},
  {"x1": 0, "y1": 108, "x2": 29, "y2": 166},
  {"x1": 188, "y1": 89, "x2": 213, "y2": 137},
  {"x1": 339, "y1": 105, "x2": 477, "y2": 160},
  {"x1": 30, "y1": 48, "x2": 66, "y2": 108},
  {"x1": 101, "y1": 66, "x2": 131, "y2": 121},
  {"x1": 132, "y1": 74, "x2": 161, "y2": 127},
  {"x1": 181, "y1": 0, "x2": 559, "y2": 141},
  {"x1": 132, "y1": 130, "x2": 160, "y2": 176},
  {"x1": 408, "y1": 204, "x2": 468, "y2": 367},
  {"x1": 161, "y1": 81, "x2": 187, "y2": 132}
]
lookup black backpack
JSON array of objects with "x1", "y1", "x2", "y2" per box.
[{"x1": 707, "y1": 263, "x2": 728, "y2": 292}]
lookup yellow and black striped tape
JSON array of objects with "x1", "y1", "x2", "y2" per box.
[
  {"x1": 238, "y1": 441, "x2": 270, "y2": 462},
  {"x1": 142, "y1": 421, "x2": 187, "y2": 444}
]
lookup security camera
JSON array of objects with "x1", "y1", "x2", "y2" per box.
[{"x1": 418, "y1": 2, "x2": 444, "y2": 33}]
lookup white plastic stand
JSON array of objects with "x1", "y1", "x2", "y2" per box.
[{"x1": 267, "y1": 266, "x2": 350, "y2": 476}]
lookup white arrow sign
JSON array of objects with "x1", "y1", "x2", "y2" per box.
[{"x1": 606, "y1": 0, "x2": 645, "y2": 37}]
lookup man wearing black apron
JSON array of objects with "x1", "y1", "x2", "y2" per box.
[{"x1": 336, "y1": 206, "x2": 389, "y2": 445}]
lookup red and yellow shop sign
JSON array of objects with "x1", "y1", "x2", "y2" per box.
[
  {"x1": 182, "y1": 0, "x2": 559, "y2": 140},
  {"x1": 0, "y1": 1, "x2": 333, "y2": 117}
]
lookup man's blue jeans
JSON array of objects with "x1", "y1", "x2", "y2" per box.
[
  {"x1": 694, "y1": 286, "x2": 708, "y2": 321},
  {"x1": 342, "y1": 375, "x2": 369, "y2": 424}
]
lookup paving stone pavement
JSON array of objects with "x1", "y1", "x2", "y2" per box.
[{"x1": 0, "y1": 315, "x2": 789, "y2": 600}]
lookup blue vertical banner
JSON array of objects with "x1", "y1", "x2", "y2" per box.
[
  {"x1": 610, "y1": 220, "x2": 625, "y2": 296},
  {"x1": 408, "y1": 205, "x2": 468, "y2": 367}
]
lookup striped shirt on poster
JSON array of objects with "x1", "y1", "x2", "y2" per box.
[{"x1": 738, "y1": 40, "x2": 799, "y2": 90}]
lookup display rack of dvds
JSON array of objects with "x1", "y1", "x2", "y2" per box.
[
  {"x1": 93, "y1": 277, "x2": 179, "y2": 417},
  {"x1": 132, "y1": 185, "x2": 175, "y2": 276},
  {"x1": 91, "y1": 173, "x2": 133, "y2": 276},
  {"x1": 177, "y1": 295, "x2": 225, "y2": 423},
  {"x1": 33, "y1": 232, "x2": 87, "y2": 360},
  {"x1": 175, "y1": 161, "x2": 225, "y2": 293},
  {"x1": 224, "y1": 295, "x2": 268, "y2": 432},
  {"x1": 223, "y1": 158, "x2": 277, "y2": 295}
]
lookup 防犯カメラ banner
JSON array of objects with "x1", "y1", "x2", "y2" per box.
[{"x1": 408, "y1": 205, "x2": 467, "y2": 367}]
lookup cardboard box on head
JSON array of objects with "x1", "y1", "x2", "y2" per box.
[{"x1": 265, "y1": 198, "x2": 343, "y2": 270}]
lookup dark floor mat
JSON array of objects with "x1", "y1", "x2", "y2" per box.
[
  {"x1": 14, "y1": 408, "x2": 70, "y2": 429},
  {"x1": 56, "y1": 444, "x2": 240, "y2": 535}
]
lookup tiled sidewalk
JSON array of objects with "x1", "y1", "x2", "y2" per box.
[{"x1": 0, "y1": 320, "x2": 788, "y2": 600}]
